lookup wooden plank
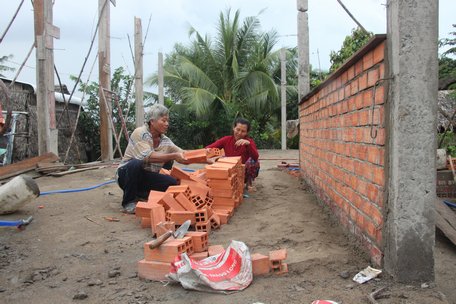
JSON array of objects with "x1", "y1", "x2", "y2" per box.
[
  {"x1": 0, "y1": 152, "x2": 59, "y2": 180},
  {"x1": 435, "y1": 199, "x2": 456, "y2": 246}
]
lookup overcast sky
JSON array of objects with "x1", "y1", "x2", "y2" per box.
[{"x1": 1, "y1": 0, "x2": 455, "y2": 94}]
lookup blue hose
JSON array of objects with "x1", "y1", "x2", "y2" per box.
[
  {"x1": 40, "y1": 180, "x2": 116, "y2": 196},
  {"x1": 0, "y1": 220, "x2": 23, "y2": 226},
  {"x1": 443, "y1": 200, "x2": 456, "y2": 209}
]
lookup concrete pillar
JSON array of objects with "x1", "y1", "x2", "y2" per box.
[
  {"x1": 384, "y1": 0, "x2": 438, "y2": 283},
  {"x1": 297, "y1": 0, "x2": 310, "y2": 101}
]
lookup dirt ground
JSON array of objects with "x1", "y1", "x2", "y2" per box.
[{"x1": 0, "y1": 149, "x2": 455, "y2": 304}]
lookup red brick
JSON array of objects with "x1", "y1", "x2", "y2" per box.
[
  {"x1": 367, "y1": 68, "x2": 379, "y2": 87},
  {"x1": 191, "y1": 195, "x2": 207, "y2": 209},
  {"x1": 148, "y1": 190, "x2": 167, "y2": 204},
  {"x1": 137, "y1": 259, "x2": 171, "y2": 281},
  {"x1": 144, "y1": 239, "x2": 186, "y2": 263},
  {"x1": 155, "y1": 221, "x2": 175, "y2": 238},
  {"x1": 362, "y1": 51, "x2": 374, "y2": 70},
  {"x1": 207, "y1": 178, "x2": 234, "y2": 189},
  {"x1": 150, "y1": 204, "x2": 166, "y2": 235},
  {"x1": 185, "y1": 231, "x2": 208, "y2": 252},
  {"x1": 269, "y1": 249, "x2": 287, "y2": 262},
  {"x1": 354, "y1": 59, "x2": 363, "y2": 76},
  {"x1": 215, "y1": 211, "x2": 229, "y2": 225},
  {"x1": 160, "y1": 193, "x2": 186, "y2": 211},
  {"x1": 180, "y1": 179, "x2": 210, "y2": 199},
  {"x1": 208, "y1": 245, "x2": 225, "y2": 257},
  {"x1": 166, "y1": 185, "x2": 191, "y2": 199},
  {"x1": 217, "y1": 156, "x2": 242, "y2": 165},
  {"x1": 374, "y1": 85, "x2": 385, "y2": 105},
  {"x1": 189, "y1": 251, "x2": 209, "y2": 261},
  {"x1": 135, "y1": 201, "x2": 157, "y2": 218},
  {"x1": 140, "y1": 217, "x2": 151, "y2": 228},
  {"x1": 195, "y1": 221, "x2": 211, "y2": 233},
  {"x1": 175, "y1": 193, "x2": 197, "y2": 211},
  {"x1": 358, "y1": 73, "x2": 368, "y2": 91},
  {"x1": 165, "y1": 210, "x2": 196, "y2": 225},
  {"x1": 209, "y1": 213, "x2": 221, "y2": 230},
  {"x1": 180, "y1": 236, "x2": 194, "y2": 255},
  {"x1": 373, "y1": 42, "x2": 385, "y2": 65},
  {"x1": 170, "y1": 166, "x2": 192, "y2": 181},
  {"x1": 205, "y1": 165, "x2": 231, "y2": 179},
  {"x1": 211, "y1": 188, "x2": 235, "y2": 198},
  {"x1": 251, "y1": 253, "x2": 270, "y2": 276},
  {"x1": 183, "y1": 149, "x2": 208, "y2": 164}
]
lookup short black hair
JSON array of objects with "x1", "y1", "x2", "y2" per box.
[{"x1": 233, "y1": 117, "x2": 251, "y2": 132}]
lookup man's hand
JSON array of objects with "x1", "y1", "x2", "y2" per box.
[
  {"x1": 175, "y1": 152, "x2": 190, "y2": 165},
  {"x1": 235, "y1": 139, "x2": 250, "y2": 146}
]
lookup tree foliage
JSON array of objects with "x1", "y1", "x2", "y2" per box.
[
  {"x1": 439, "y1": 24, "x2": 456, "y2": 90},
  {"x1": 329, "y1": 28, "x2": 373, "y2": 72},
  {"x1": 146, "y1": 9, "x2": 287, "y2": 148}
]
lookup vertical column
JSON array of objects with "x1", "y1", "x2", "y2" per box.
[
  {"x1": 384, "y1": 0, "x2": 438, "y2": 282},
  {"x1": 158, "y1": 52, "x2": 164, "y2": 105},
  {"x1": 98, "y1": 0, "x2": 113, "y2": 161},
  {"x1": 34, "y1": 0, "x2": 58, "y2": 156},
  {"x1": 297, "y1": 0, "x2": 309, "y2": 101},
  {"x1": 134, "y1": 17, "x2": 144, "y2": 127},
  {"x1": 280, "y1": 48, "x2": 287, "y2": 150}
]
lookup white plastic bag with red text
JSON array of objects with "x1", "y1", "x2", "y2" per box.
[{"x1": 168, "y1": 240, "x2": 252, "y2": 293}]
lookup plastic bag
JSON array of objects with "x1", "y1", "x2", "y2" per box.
[{"x1": 168, "y1": 240, "x2": 252, "y2": 293}]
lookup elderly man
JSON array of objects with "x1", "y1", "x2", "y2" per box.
[{"x1": 117, "y1": 104, "x2": 188, "y2": 214}]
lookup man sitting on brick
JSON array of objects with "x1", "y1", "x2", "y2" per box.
[{"x1": 117, "y1": 104, "x2": 189, "y2": 214}]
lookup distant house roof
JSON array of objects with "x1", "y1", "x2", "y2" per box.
[{"x1": 0, "y1": 77, "x2": 84, "y2": 106}]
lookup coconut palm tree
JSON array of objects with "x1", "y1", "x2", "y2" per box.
[{"x1": 146, "y1": 9, "x2": 280, "y2": 136}]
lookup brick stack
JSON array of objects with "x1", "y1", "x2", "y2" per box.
[{"x1": 206, "y1": 156, "x2": 244, "y2": 215}]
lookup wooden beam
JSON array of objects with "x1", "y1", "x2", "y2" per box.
[
  {"x1": 0, "y1": 152, "x2": 59, "y2": 181},
  {"x1": 435, "y1": 199, "x2": 456, "y2": 246}
]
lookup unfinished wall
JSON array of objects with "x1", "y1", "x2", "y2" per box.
[{"x1": 299, "y1": 36, "x2": 387, "y2": 265}]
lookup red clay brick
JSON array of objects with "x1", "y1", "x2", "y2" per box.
[
  {"x1": 170, "y1": 166, "x2": 191, "y2": 181},
  {"x1": 150, "y1": 204, "x2": 166, "y2": 235},
  {"x1": 269, "y1": 249, "x2": 287, "y2": 263},
  {"x1": 209, "y1": 213, "x2": 221, "y2": 230},
  {"x1": 363, "y1": 51, "x2": 374, "y2": 70},
  {"x1": 148, "y1": 190, "x2": 167, "y2": 205},
  {"x1": 191, "y1": 195, "x2": 207, "y2": 209},
  {"x1": 135, "y1": 202, "x2": 158, "y2": 218},
  {"x1": 251, "y1": 253, "x2": 270, "y2": 276},
  {"x1": 208, "y1": 245, "x2": 225, "y2": 257},
  {"x1": 166, "y1": 185, "x2": 191, "y2": 199},
  {"x1": 215, "y1": 211, "x2": 229, "y2": 225},
  {"x1": 155, "y1": 221, "x2": 175, "y2": 238},
  {"x1": 175, "y1": 193, "x2": 197, "y2": 211},
  {"x1": 137, "y1": 259, "x2": 171, "y2": 281},
  {"x1": 189, "y1": 251, "x2": 209, "y2": 261},
  {"x1": 217, "y1": 156, "x2": 242, "y2": 165},
  {"x1": 205, "y1": 165, "x2": 231, "y2": 179},
  {"x1": 165, "y1": 210, "x2": 196, "y2": 225},
  {"x1": 183, "y1": 149, "x2": 208, "y2": 164},
  {"x1": 185, "y1": 231, "x2": 208, "y2": 252},
  {"x1": 373, "y1": 42, "x2": 385, "y2": 65},
  {"x1": 160, "y1": 193, "x2": 186, "y2": 211},
  {"x1": 211, "y1": 188, "x2": 235, "y2": 198},
  {"x1": 159, "y1": 168, "x2": 170, "y2": 175},
  {"x1": 180, "y1": 179, "x2": 210, "y2": 199},
  {"x1": 144, "y1": 239, "x2": 186, "y2": 263},
  {"x1": 195, "y1": 221, "x2": 211, "y2": 233},
  {"x1": 207, "y1": 178, "x2": 235, "y2": 189},
  {"x1": 140, "y1": 217, "x2": 151, "y2": 228}
]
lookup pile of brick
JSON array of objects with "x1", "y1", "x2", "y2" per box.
[{"x1": 136, "y1": 149, "x2": 288, "y2": 282}]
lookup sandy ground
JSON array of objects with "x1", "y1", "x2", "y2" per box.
[{"x1": 0, "y1": 149, "x2": 455, "y2": 304}]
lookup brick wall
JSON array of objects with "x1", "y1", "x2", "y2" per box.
[{"x1": 299, "y1": 35, "x2": 387, "y2": 265}]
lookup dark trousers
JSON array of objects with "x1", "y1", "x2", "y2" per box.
[{"x1": 117, "y1": 159, "x2": 177, "y2": 207}]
